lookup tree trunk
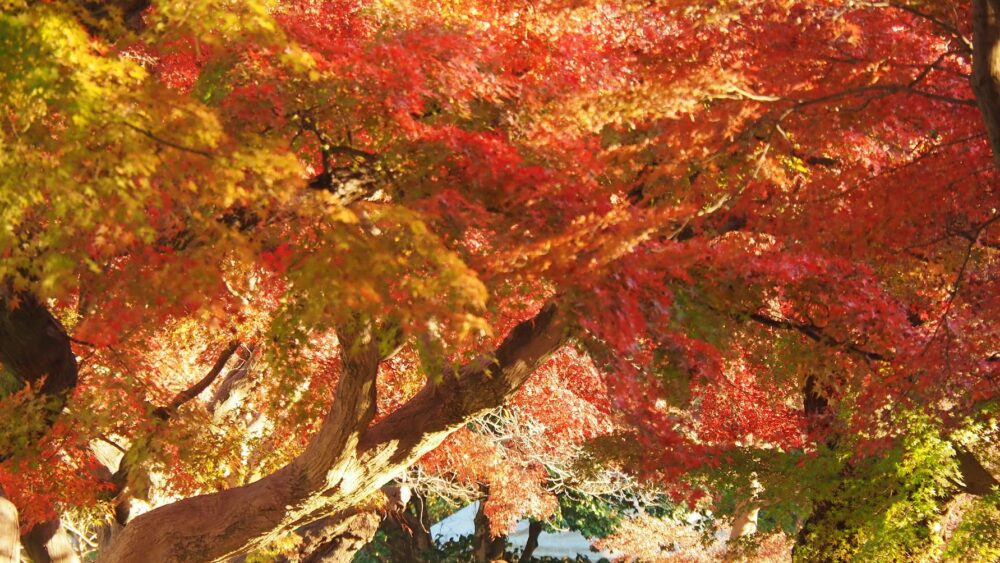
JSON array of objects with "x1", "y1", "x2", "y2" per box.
[
  {"x1": 517, "y1": 521, "x2": 542, "y2": 563},
  {"x1": 297, "y1": 511, "x2": 382, "y2": 563},
  {"x1": 472, "y1": 498, "x2": 506, "y2": 563},
  {"x1": 972, "y1": 0, "x2": 1000, "y2": 166},
  {"x1": 0, "y1": 292, "x2": 79, "y2": 562},
  {"x1": 729, "y1": 506, "x2": 759, "y2": 541},
  {"x1": 381, "y1": 494, "x2": 432, "y2": 562},
  {"x1": 291, "y1": 486, "x2": 409, "y2": 563},
  {"x1": 0, "y1": 488, "x2": 19, "y2": 563},
  {"x1": 954, "y1": 445, "x2": 1000, "y2": 495},
  {"x1": 0, "y1": 290, "x2": 78, "y2": 419},
  {"x1": 793, "y1": 376, "x2": 999, "y2": 559},
  {"x1": 22, "y1": 518, "x2": 80, "y2": 563},
  {"x1": 99, "y1": 305, "x2": 566, "y2": 563}
]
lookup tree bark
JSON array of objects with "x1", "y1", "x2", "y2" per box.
[
  {"x1": 0, "y1": 488, "x2": 18, "y2": 563},
  {"x1": 472, "y1": 497, "x2": 506, "y2": 563},
  {"x1": 953, "y1": 446, "x2": 999, "y2": 495},
  {"x1": 794, "y1": 377, "x2": 999, "y2": 559},
  {"x1": 517, "y1": 520, "x2": 543, "y2": 563},
  {"x1": 0, "y1": 293, "x2": 80, "y2": 562},
  {"x1": 22, "y1": 518, "x2": 79, "y2": 563},
  {"x1": 380, "y1": 491, "x2": 432, "y2": 563},
  {"x1": 972, "y1": 0, "x2": 1000, "y2": 166},
  {"x1": 297, "y1": 510, "x2": 382, "y2": 563},
  {"x1": 290, "y1": 485, "x2": 408, "y2": 563},
  {"x1": 0, "y1": 290, "x2": 78, "y2": 417},
  {"x1": 99, "y1": 304, "x2": 567, "y2": 563},
  {"x1": 729, "y1": 506, "x2": 759, "y2": 541}
]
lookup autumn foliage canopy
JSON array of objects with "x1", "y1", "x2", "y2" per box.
[{"x1": 1, "y1": 0, "x2": 999, "y2": 561}]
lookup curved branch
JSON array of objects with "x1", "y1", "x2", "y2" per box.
[
  {"x1": 99, "y1": 304, "x2": 567, "y2": 562},
  {"x1": 153, "y1": 341, "x2": 240, "y2": 421}
]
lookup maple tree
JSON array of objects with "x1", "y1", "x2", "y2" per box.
[{"x1": 2, "y1": 0, "x2": 1000, "y2": 561}]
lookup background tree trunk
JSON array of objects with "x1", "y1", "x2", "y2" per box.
[
  {"x1": 472, "y1": 496, "x2": 506, "y2": 562},
  {"x1": 22, "y1": 518, "x2": 79, "y2": 563},
  {"x1": 729, "y1": 506, "x2": 759, "y2": 541},
  {"x1": 0, "y1": 290, "x2": 78, "y2": 419},
  {"x1": 972, "y1": 0, "x2": 1000, "y2": 166},
  {"x1": 0, "y1": 489, "x2": 18, "y2": 563},
  {"x1": 380, "y1": 493, "x2": 432, "y2": 562},
  {"x1": 517, "y1": 521, "x2": 542, "y2": 563}
]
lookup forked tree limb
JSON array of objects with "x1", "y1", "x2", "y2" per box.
[{"x1": 98, "y1": 304, "x2": 567, "y2": 562}]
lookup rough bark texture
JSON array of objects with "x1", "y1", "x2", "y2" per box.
[
  {"x1": 99, "y1": 305, "x2": 566, "y2": 562},
  {"x1": 297, "y1": 511, "x2": 382, "y2": 563},
  {"x1": 972, "y1": 0, "x2": 1000, "y2": 166},
  {"x1": 21, "y1": 518, "x2": 80, "y2": 563},
  {"x1": 291, "y1": 486, "x2": 408, "y2": 563},
  {"x1": 0, "y1": 489, "x2": 18, "y2": 563}
]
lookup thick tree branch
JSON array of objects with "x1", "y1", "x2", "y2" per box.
[{"x1": 99, "y1": 304, "x2": 567, "y2": 562}]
